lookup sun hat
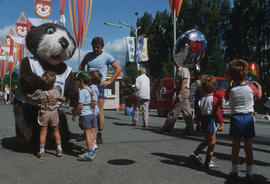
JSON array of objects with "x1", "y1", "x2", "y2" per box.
[{"x1": 75, "y1": 71, "x2": 89, "y2": 81}]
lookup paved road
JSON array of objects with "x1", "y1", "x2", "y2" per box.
[{"x1": 0, "y1": 104, "x2": 270, "y2": 184}]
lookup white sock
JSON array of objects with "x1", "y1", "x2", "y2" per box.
[
  {"x1": 40, "y1": 144, "x2": 45, "y2": 153},
  {"x1": 232, "y1": 164, "x2": 238, "y2": 173},
  {"x1": 56, "y1": 141, "x2": 62, "y2": 150},
  {"x1": 246, "y1": 165, "x2": 253, "y2": 176}
]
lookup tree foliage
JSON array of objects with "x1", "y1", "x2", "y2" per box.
[{"x1": 124, "y1": 0, "x2": 270, "y2": 95}]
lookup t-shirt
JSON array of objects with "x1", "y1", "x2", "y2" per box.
[
  {"x1": 89, "y1": 84, "x2": 99, "y2": 116},
  {"x1": 135, "y1": 74, "x2": 150, "y2": 100},
  {"x1": 175, "y1": 67, "x2": 190, "y2": 92},
  {"x1": 81, "y1": 52, "x2": 115, "y2": 81},
  {"x1": 198, "y1": 94, "x2": 223, "y2": 123},
  {"x1": 78, "y1": 87, "x2": 92, "y2": 116},
  {"x1": 226, "y1": 84, "x2": 258, "y2": 114}
]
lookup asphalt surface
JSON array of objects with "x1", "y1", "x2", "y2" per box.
[{"x1": 0, "y1": 103, "x2": 270, "y2": 184}]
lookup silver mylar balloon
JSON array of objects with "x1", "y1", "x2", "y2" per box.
[{"x1": 173, "y1": 29, "x2": 207, "y2": 72}]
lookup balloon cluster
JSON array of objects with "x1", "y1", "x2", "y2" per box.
[
  {"x1": 247, "y1": 63, "x2": 259, "y2": 82},
  {"x1": 173, "y1": 29, "x2": 207, "y2": 73}
]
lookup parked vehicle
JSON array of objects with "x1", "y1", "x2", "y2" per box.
[{"x1": 150, "y1": 76, "x2": 231, "y2": 117}]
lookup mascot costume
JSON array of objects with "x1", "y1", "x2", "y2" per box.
[{"x1": 13, "y1": 23, "x2": 78, "y2": 151}]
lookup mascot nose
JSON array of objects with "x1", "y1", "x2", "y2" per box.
[{"x1": 59, "y1": 37, "x2": 69, "y2": 49}]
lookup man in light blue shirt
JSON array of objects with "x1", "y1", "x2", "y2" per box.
[{"x1": 79, "y1": 37, "x2": 121, "y2": 144}]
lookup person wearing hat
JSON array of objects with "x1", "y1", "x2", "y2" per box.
[
  {"x1": 72, "y1": 71, "x2": 97, "y2": 161},
  {"x1": 79, "y1": 37, "x2": 122, "y2": 144}
]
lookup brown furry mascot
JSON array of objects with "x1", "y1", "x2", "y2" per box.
[{"x1": 13, "y1": 23, "x2": 78, "y2": 152}]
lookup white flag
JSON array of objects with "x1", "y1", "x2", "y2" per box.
[{"x1": 125, "y1": 37, "x2": 135, "y2": 62}]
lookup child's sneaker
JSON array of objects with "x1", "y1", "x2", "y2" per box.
[
  {"x1": 56, "y1": 149, "x2": 63, "y2": 157},
  {"x1": 204, "y1": 160, "x2": 218, "y2": 169},
  {"x1": 37, "y1": 152, "x2": 45, "y2": 159},
  {"x1": 189, "y1": 153, "x2": 203, "y2": 165},
  {"x1": 78, "y1": 152, "x2": 95, "y2": 161}
]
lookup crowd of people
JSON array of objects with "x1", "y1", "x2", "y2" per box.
[
  {"x1": 15, "y1": 35, "x2": 262, "y2": 183},
  {"x1": 0, "y1": 84, "x2": 17, "y2": 104},
  {"x1": 159, "y1": 58, "x2": 261, "y2": 183}
]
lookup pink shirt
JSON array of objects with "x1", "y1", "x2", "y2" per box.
[{"x1": 226, "y1": 84, "x2": 258, "y2": 114}]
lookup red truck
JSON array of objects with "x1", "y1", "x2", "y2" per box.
[{"x1": 150, "y1": 76, "x2": 231, "y2": 117}]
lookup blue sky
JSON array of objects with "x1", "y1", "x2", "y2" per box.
[{"x1": 0, "y1": 0, "x2": 170, "y2": 72}]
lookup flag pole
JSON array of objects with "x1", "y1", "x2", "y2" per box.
[
  {"x1": 173, "y1": 10, "x2": 177, "y2": 129},
  {"x1": 1, "y1": 77, "x2": 3, "y2": 102},
  {"x1": 78, "y1": 47, "x2": 80, "y2": 71},
  {"x1": 173, "y1": 10, "x2": 177, "y2": 87},
  {"x1": 9, "y1": 74, "x2": 11, "y2": 103}
]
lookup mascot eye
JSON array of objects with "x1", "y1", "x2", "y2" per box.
[{"x1": 47, "y1": 27, "x2": 55, "y2": 34}]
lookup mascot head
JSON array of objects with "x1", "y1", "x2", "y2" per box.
[{"x1": 26, "y1": 23, "x2": 76, "y2": 66}]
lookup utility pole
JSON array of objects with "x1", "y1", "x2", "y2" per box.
[{"x1": 104, "y1": 13, "x2": 141, "y2": 70}]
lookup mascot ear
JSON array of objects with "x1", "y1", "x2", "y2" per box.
[{"x1": 30, "y1": 26, "x2": 36, "y2": 30}]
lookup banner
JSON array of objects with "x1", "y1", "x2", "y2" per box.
[
  {"x1": 140, "y1": 38, "x2": 149, "y2": 61},
  {"x1": 16, "y1": 43, "x2": 26, "y2": 65},
  {"x1": 0, "y1": 55, "x2": 8, "y2": 78},
  {"x1": 8, "y1": 53, "x2": 17, "y2": 76},
  {"x1": 16, "y1": 12, "x2": 28, "y2": 37},
  {"x1": 136, "y1": 37, "x2": 149, "y2": 62},
  {"x1": 60, "y1": 0, "x2": 66, "y2": 25},
  {"x1": 35, "y1": 0, "x2": 52, "y2": 18},
  {"x1": 6, "y1": 35, "x2": 14, "y2": 63},
  {"x1": 136, "y1": 36, "x2": 144, "y2": 61},
  {"x1": 0, "y1": 45, "x2": 5, "y2": 56},
  {"x1": 169, "y1": 0, "x2": 183, "y2": 17},
  {"x1": 126, "y1": 37, "x2": 135, "y2": 62},
  {"x1": 126, "y1": 37, "x2": 149, "y2": 62},
  {"x1": 69, "y1": 0, "x2": 93, "y2": 48}
]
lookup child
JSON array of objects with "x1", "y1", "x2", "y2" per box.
[
  {"x1": 190, "y1": 74, "x2": 224, "y2": 168},
  {"x1": 225, "y1": 59, "x2": 262, "y2": 182},
  {"x1": 26, "y1": 71, "x2": 63, "y2": 159},
  {"x1": 75, "y1": 70, "x2": 102, "y2": 146},
  {"x1": 89, "y1": 70, "x2": 102, "y2": 151},
  {"x1": 72, "y1": 71, "x2": 97, "y2": 161}
]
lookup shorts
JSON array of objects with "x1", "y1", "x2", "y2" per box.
[
  {"x1": 79, "y1": 114, "x2": 97, "y2": 129},
  {"x1": 229, "y1": 113, "x2": 255, "y2": 139},
  {"x1": 38, "y1": 110, "x2": 59, "y2": 127},
  {"x1": 200, "y1": 115, "x2": 216, "y2": 134},
  {"x1": 97, "y1": 85, "x2": 105, "y2": 99}
]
